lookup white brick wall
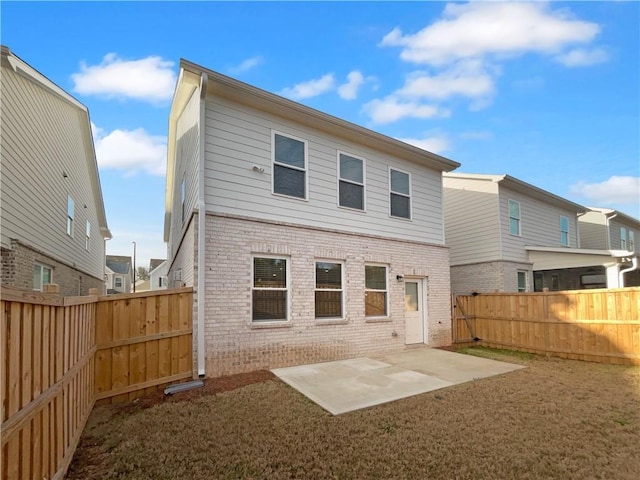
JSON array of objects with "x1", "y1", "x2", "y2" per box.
[{"x1": 201, "y1": 213, "x2": 453, "y2": 376}]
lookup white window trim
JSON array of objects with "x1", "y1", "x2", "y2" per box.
[
  {"x1": 508, "y1": 199, "x2": 521, "y2": 236},
  {"x1": 271, "y1": 130, "x2": 309, "y2": 201},
  {"x1": 181, "y1": 175, "x2": 186, "y2": 224},
  {"x1": 114, "y1": 276, "x2": 124, "y2": 288},
  {"x1": 85, "y1": 220, "x2": 91, "y2": 251},
  {"x1": 251, "y1": 254, "x2": 291, "y2": 324},
  {"x1": 560, "y1": 216, "x2": 569, "y2": 247},
  {"x1": 314, "y1": 259, "x2": 345, "y2": 320},
  {"x1": 621, "y1": 227, "x2": 627, "y2": 250},
  {"x1": 388, "y1": 167, "x2": 412, "y2": 220},
  {"x1": 629, "y1": 230, "x2": 635, "y2": 252},
  {"x1": 365, "y1": 263, "x2": 389, "y2": 318},
  {"x1": 67, "y1": 195, "x2": 74, "y2": 237},
  {"x1": 33, "y1": 263, "x2": 53, "y2": 291},
  {"x1": 517, "y1": 270, "x2": 528, "y2": 293},
  {"x1": 336, "y1": 151, "x2": 366, "y2": 212}
]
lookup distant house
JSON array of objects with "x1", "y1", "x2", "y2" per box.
[
  {"x1": 0, "y1": 46, "x2": 111, "y2": 295},
  {"x1": 443, "y1": 173, "x2": 639, "y2": 294},
  {"x1": 164, "y1": 58, "x2": 460, "y2": 377},
  {"x1": 105, "y1": 255, "x2": 133, "y2": 294},
  {"x1": 149, "y1": 258, "x2": 168, "y2": 290},
  {"x1": 578, "y1": 207, "x2": 639, "y2": 287}
]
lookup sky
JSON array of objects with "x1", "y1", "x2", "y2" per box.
[{"x1": 3, "y1": 1, "x2": 639, "y2": 267}]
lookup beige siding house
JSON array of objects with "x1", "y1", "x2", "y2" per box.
[
  {"x1": 164, "y1": 59, "x2": 460, "y2": 378},
  {"x1": 443, "y1": 173, "x2": 639, "y2": 293},
  {"x1": 0, "y1": 46, "x2": 111, "y2": 295}
]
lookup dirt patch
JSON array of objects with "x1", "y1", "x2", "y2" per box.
[{"x1": 66, "y1": 350, "x2": 640, "y2": 480}]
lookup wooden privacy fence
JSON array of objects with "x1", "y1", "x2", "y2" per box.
[
  {"x1": 1, "y1": 286, "x2": 193, "y2": 480},
  {"x1": 453, "y1": 287, "x2": 640, "y2": 365}
]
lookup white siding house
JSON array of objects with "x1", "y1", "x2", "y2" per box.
[
  {"x1": 165, "y1": 59, "x2": 460, "y2": 378},
  {"x1": 443, "y1": 173, "x2": 638, "y2": 293},
  {"x1": 149, "y1": 259, "x2": 168, "y2": 290},
  {"x1": 0, "y1": 46, "x2": 111, "y2": 295}
]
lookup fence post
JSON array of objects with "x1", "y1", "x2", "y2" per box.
[
  {"x1": 88, "y1": 288, "x2": 99, "y2": 295},
  {"x1": 43, "y1": 284, "x2": 60, "y2": 294}
]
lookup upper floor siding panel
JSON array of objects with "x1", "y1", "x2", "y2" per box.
[
  {"x1": 610, "y1": 217, "x2": 639, "y2": 253},
  {"x1": 499, "y1": 186, "x2": 580, "y2": 262},
  {"x1": 578, "y1": 211, "x2": 609, "y2": 250},
  {"x1": 0, "y1": 65, "x2": 105, "y2": 279},
  {"x1": 443, "y1": 179, "x2": 501, "y2": 265},
  {"x1": 168, "y1": 87, "x2": 200, "y2": 262},
  {"x1": 202, "y1": 97, "x2": 446, "y2": 245}
]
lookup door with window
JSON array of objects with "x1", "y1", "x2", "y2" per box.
[{"x1": 404, "y1": 278, "x2": 426, "y2": 344}]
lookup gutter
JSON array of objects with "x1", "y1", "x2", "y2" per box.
[
  {"x1": 196, "y1": 72, "x2": 208, "y2": 378},
  {"x1": 619, "y1": 256, "x2": 639, "y2": 288},
  {"x1": 605, "y1": 212, "x2": 617, "y2": 250}
]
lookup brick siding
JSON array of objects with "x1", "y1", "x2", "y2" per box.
[
  {"x1": 1, "y1": 239, "x2": 105, "y2": 295},
  {"x1": 451, "y1": 260, "x2": 533, "y2": 295},
  {"x1": 200, "y1": 214, "x2": 453, "y2": 376}
]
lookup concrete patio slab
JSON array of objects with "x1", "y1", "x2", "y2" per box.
[{"x1": 272, "y1": 348, "x2": 525, "y2": 415}]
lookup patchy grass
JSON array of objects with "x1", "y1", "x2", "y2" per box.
[
  {"x1": 66, "y1": 350, "x2": 640, "y2": 480},
  {"x1": 456, "y1": 345, "x2": 537, "y2": 361}
]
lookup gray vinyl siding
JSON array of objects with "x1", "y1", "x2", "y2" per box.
[
  {"x1": 168, "y1": 87, "x2": 200, "y2": 263},
  {"x1": 499, "y1": 186, "x2": 580, "y2": 262},
  {"x1": 609, "y1": 218, "x2": 639, "y2": 253},
  {"x1": 168, "y1": 217, "x2": 195, "y2": 288},
  {"x1": 578, "y1": 211, "x2": 609, "y2": 250},
  {"x1": 442, "y1": 177, "x2": 501, "y2": 265},
  {"x1": 1, "y1": 61, "x2": 105, "y2": 279},
  {"x1": 203, "y1": 96, "x2": 445, "y2": 245}
]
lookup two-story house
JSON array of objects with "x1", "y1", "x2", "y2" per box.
[
  {"x1": 165, "y1": 59, "x2": 460, "y2": 378},
  {"x1": 149, "y1": 258, "x2": 168, "y2": 290},
  {"x1": 105, "y1": 255, "x2": 133, "y2": 294},
  {"x1": 578, "y1": 207, "x2": 639, "y2": 287},
  {"x1": 1, "y1": 46, "x2": 111, "y2": 295},
  {"x1": 443, "y1": 173, "x2": 638, "y2": 294}
]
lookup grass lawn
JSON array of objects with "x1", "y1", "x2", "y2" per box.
[{"x1": 66, "y1": 348, "x2": 640, "y2": 480}]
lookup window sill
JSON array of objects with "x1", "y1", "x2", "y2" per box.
[
  {"x1": 388, "y1": 215, "x2": 412, "y2": 222},
  {"x1": 272, "y1": 192, "x2": 309, "y2": 202},
  {"x1": 250, "y1": 321, "x2": 293, "y2": 330},
  {"x1": 315, "y1": 318, "x2": 348, "y2": 326},
  {"x1": 365, "y1": 317, "x2": 392, "y2": 324}
]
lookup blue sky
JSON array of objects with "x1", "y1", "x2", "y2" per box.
[{"x1": 3, "y1": 1, "x2": 639, "y2": 267}]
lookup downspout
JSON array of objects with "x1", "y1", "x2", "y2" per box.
[
  {"x1": 576, "y1": 212, "x2": 587, "y2": 248},
  {"x1": 605, "y1": 212, "x2": 617, "y2": 250},
  {"x1": 196, "y1": 72, "x2": 208, "y2": 378},
  {"x1": 618, "y1": 256, "x2": 639, "y2": 288}
]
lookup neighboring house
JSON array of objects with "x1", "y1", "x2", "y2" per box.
[
  {"x1": 164, "y1": 58, "x2": 460, "y2": 378},
  {"x1": 443, "y1": 173, "x2": 638, "y2": 294},
  {"x1": 105, "y1": 255, "x2": 133, "y2": 294},
  {"x1": 0, "y1": 46, "x2": 111, "y2": 295},
  {"x1": 134, "y1": 279, "x2": 150, "y2": 292},
  {"x1": 149, "y1": 258, "x2": 168, "y2": 290},
  {"x1": 578, "y1": 208, "x2": 640, "y2": 287}
]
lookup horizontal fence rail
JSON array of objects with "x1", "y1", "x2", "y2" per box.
[
  {"x1": 1, "y1": 286, "x2": 193, "y2": 480},
  {"x1": 453, "y1": 287, "x2": 640, "y2": 365}
]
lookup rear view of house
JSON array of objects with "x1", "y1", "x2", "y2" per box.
[
  {"x1": 0, "y1": 46, "x2": 111, "y2": 295},
  {"x1": 105, "y1": 255, "x2": 133, "y2": 294},
  {"x1": 164, "y1": 59, "x2": 460, "y2": 377}
]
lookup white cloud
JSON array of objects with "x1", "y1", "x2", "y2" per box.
[
  {"x1": 459, "y1": 130, "x2": 493, "y2": 141},
  {"x1": 397, "y1": 135, "x2": 450, "y2": 154},
  {"x1": 397, "y1": 60, "x2": 495, "y2": 103},
  {"x1": 381, "y1": 2, "x2": 601, "y2": 66},
  {"x1": 554, "y1": 47, "x2": 609, "y2": 67},
  {"x1": 338, "y1": 71, "x2": 365, "y2": 100},
  {"x1": 229, "y1": 56, "x2": 264, "y2": 74},
  {"x1": 93, "y1": 124, "x2": 167, "y2": 176},
  {"x1": 569, "y1": 176, "x2": 640, "y2": 205},
  {"x1": 72, "y1": 53, "x2": 176, "y2": 103},
  {"x1": 363, "y1": 97, "x2": 450, "y2": 124},
  {"x1": 280, "y1": 74, "x2": 335, "y2": 100}
]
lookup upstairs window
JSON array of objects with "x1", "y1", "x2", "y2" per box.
[
  {"x1": 338, "y1": 153, "x2": 365, "y2": 210},
  {"x1": 273, "y1": 132, "x2": 307, "y2": 200},
  {"x1": 315, "y1": 261, "x2": 344, "y2": 319},
  {"x1": 365, "y1": 265, "x2": 388, "y2": 317},
  {"x1": 389, "y1": 168, "x2": 411, "y2": 219},
  {"x1": 621, "y1": 227, "x2": 627, "y2": 250},
  {"x1": 85, "y1": 221, "x2": 91, "y2": 251},
  {"x1": 560, "y1": 216, "x2": 569, "y2": 246},
  {"x1": 33, "y1": 263, "x2": 53, "y2": 291},
  {"x1": 252, "y1": 257, "x2": 288, "y2": 322},
  {"x1": 508, "y1": 200, "x2": 521, "y2": 236},
  {"x1": 629, "y1": 231, "x2": 635, "y2": 252},
  {"x1": 67, "y1": 196, "x2": 75, "y2": 236},
  {"x1": 181, "y1": 175, "x2": 186, "y2": 224}
]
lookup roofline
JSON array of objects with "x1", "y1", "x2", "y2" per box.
[
  {"x1": 179, "y1": 58, "x2": 460, "y2": 173},
  {"x1": 444, "y1": 172, "x2": 587, "y2": 213},
  {"x1": 586, "y1": 207, "x2": 640, "y2": 226},
  {"x1": 2, "y1": 45, "x2": 112, "y2": 239},
  {"x1": 525, "y1": 246, "x2": 636, "y2": 257}
]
